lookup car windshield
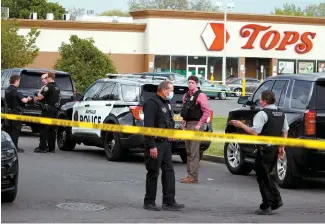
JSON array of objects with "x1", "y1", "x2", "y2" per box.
[
  {"x1": 20, "y1": 72, "x2": 73, "y2": 91},
  {"x1": 141, "y1": 84, "x2": 188, "y2": 104},
  {"x1": 315, "y1": 80, "x2": 325, "y2": 109}
]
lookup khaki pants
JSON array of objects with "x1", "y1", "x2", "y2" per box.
[{"x1": 185, "y1": 121, "x2": 203, "y2": 180}]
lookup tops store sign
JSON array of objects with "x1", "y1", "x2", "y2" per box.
[{"x1": 201, "y1": 23, "x2": 317, "y2": 54}]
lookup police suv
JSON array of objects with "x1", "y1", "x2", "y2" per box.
[
  {"x1": 56, "y1": 78, "x2": 213, "y2": 162},
  {"x1": 224, "y1": 72, "x2": 325, "y2": 188}
]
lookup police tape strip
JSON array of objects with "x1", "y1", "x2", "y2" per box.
[{"x1": 2, "y1": 113, "x2": 325, "y2": 151}]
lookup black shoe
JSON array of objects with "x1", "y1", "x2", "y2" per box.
[
  {"x1": 162, "y1": 203, "x2": 185, "y2": 211},
  {"x1": 47, "y1": 149, "x2": 55, "y2": 153},
  {"x1": 255, "y1": 207, "x2": 272, "y2": 215},
  {"x1": 34, "y1": 147, "x2": 47, "y2": 153},
  {"x1": 271, "y1": 201, "x2": 283, "y2": 210},
  {"x1": 143, "y1": 203, "x2": 161, "y2": 211},
  {"x1": 17, "y1": 148, "x2": 25, "y2": 153}
]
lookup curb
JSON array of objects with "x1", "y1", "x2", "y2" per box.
[{"x1": 202, "y1": 155, "x2": 225, "y2": 164}]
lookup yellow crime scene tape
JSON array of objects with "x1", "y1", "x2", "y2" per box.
[{"x1": 1, "y1": 113, "x2": 325, "y2": 151}]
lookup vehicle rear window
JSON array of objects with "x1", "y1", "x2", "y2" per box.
[
  {"x1": 19, "y1": 72, "x2": 73, "y2": 91},
  {"x1": 315, "y1": 80, "x2": 325, "y2": 109},
  {"x1": 141, "y1": 84, "x2": 188, "y2": 104},
  {"x1": 290, "y1": 80, "x2": 313, "y2": 109}
]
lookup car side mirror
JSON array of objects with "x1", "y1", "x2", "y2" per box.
[{"x1": 71, "y1": 93, "x2": 83, "y2": 101}]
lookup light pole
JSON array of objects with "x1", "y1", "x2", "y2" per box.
[{"x1": 216, "y1": 1, "x2": 235, "y2": 85}]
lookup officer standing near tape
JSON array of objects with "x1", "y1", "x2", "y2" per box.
[
  {"x1": 34, "y1": 72, "x2": 61, "y2": 153},
  {"x1": 4, "y1": 75, "x2": 33, "y2": 152},
  {"x1": 230, "y1": 90, "x2": 289, "y2": 215},
  {"x1": 142, "y1": 80, "x2": 185, "y2": 211}
]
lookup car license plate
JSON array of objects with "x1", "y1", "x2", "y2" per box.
[{"x1": 173, "y1": 114, "x2": 182, "y2": 121}]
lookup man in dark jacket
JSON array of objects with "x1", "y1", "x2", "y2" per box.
[{"x1": 142, "y1": 80, "x2": 185, "y2": 211}]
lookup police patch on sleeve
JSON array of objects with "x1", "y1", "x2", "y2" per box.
[{"x1": 44, "y1": 87, "x2": 48, "y2": 91}]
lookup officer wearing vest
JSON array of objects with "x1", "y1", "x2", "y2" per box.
[
  {"x1": 230, "y1": 90, "x2": 289, "y2": 215},
  {"x1": 34, "y1": 72, "x2": 61, "y2": 153},
  {"x1": 180, "y1": 75, "x2": 211, "y2": 184},
  {"x1": 143, "y1": 80, "x2": 185, "y2": 212},
  {"x1": 4, "y1": 75, "x2": 33, "y2": 152}
]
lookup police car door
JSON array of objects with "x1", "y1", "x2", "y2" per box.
[{"x1": 72, "y1": 81, "x2": 104, "y2": 135}]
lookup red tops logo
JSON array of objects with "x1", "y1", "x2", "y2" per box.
[{"x1": 239, "y1": 24, "x2": 316, "y2": 54}]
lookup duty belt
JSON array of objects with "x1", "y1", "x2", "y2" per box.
[{"x1": 155, "y1": 137, "x2": 168, "y2": 142}]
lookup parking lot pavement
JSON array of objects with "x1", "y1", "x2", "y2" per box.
[
  {"x1": 209, "y1": 97, "x2": 240, "y2": 117},
  {"x1": 2, "y1": 133, "x2": 325, "y2": 223}
]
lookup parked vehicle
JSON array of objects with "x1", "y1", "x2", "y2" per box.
[
  {"x1": 1, "y1": 68, "x2": 77, "y2": 133},
  {"x1": 224, "y1": 72, "x2": 325, "y2": 188},
  {"x1": 226, "y1": 78, "x2": 261, "y2": 97},
  {"x1": 56, "y1": 77, "x2": 213, "y2": 163},
  {"x1": 1, "y1": 130, "x2": 19, "y2": 202},
  {"x1": 197, "y1": 78, "x2": 232, "y2": 100}
]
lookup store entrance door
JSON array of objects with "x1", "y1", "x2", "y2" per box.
[{"x1": 187, "y1": 65, "x2": 207, "y2": 79}]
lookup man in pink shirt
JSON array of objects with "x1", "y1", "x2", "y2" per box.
[{"x1": 180, "y1": 75, "x2": 211, "y2": 183}]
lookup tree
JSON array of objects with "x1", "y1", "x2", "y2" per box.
[
  {"x1": 272, "y1": 2, "x2": 325, "y2": 17},
  {"x1": 1, "y1": 0, "x2": 66, "y2": 19},
  {"x1": 54, "y1": 35, "x2": 117, "y2": 92},
  {"x1": 68, "y1": 7, "x2": 85, "y2": 21},
  {"x1": 1, "y1": 19, "x2": 40, "y2": 69},
  {"x1": 99, "y1": 10, "x2": 130, "y2": 16}
]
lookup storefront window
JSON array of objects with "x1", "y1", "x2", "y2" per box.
[
  {"x1": 318, "y1": 61, "x2": 325, "y2": 72},
  {"x1": 207, "y1": 57, "x2": 222, "y2": 81},
  {"x1": 226, "y1": 57, "x2": 239, "y2": 79},
  {"x1": 154, "y1": 55, "x2": 170, "y2": 72},
  {"x1": 171, "y1": 56, "x2": 187, "y2": 77},
  {"x1": 278, "y1": 60, "x2": 296, "y2": 75},
  {"x1": 188, "y1": 56, "x2": 206, "y2": 65},
  {"x1": 297, "y1": 60, "x2": 316, "y2": 73}
]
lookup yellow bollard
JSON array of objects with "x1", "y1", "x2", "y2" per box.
[
  {"x1": 242, "y1": 78, "x2": 246, "y2": 96},
  {"x1": 210, "y1": 75, "x2": 214, "y2": 82}
]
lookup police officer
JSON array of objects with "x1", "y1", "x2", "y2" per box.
[
  {"x1": 4, "y1": 75, "x2": 33, "y2": 152},
  {"x1": 143, "y1": 80, "x2": 185, "y2": 211},
  {"x1": 34, "y1": 72, "x2": 61, "y2": 153},
  {"x1": 230, "y1": 90, "x2": 289, "y2": 215}
]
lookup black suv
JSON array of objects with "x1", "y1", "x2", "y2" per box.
[
  {"x1": 1, "y1": 68, "x2": 77, "y2": 132},
  {"x1": 56, "y1": 78, "x2": 213, "y2": 162},
  {"x1": 224, "y1": 72, "x2": 325, "y2": 188}
]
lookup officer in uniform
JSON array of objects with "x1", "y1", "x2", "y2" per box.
[
  {"x1": 34, "y1": 72, "x2": 61, "y2": 153},
  {"x1": 143, "y1": 80, "x2": 185, "y2": 211},
  {"x1": 4, "y1": 75, "x2": 32, "y2": 152},
  {"x1": 230, "y1": 90, "x2": 289, "y2": 215}
]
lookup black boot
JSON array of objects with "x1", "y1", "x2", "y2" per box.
[
  {"x1": 143, "y1": 203, "x2": 161, "y2": 211},
  {"x1": 162, "y1": 202, "x2": 185, "y2": 211}
]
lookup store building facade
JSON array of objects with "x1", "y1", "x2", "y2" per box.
[{"x1": 18, "y1": 9, "x2": 325, "y2": 81}]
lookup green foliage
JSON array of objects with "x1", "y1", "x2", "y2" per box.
[
  {"x1": 128, "y1": 0, "x2": 221, "y2": 12},
  {"x1": 1, "y1": 0, "x2": 66, "y2": 19},
  {"x1": 1, "y1": 19, "x2": 40, "y2": 69},
  {"x1": 99, "y1": 9, "x2": 130, "y2": 16},
  {"x1": 272, "y1": 2, "x2": 325, "y2": 17},
  {"x1": 54, "y1": 35, "x2": 117, "y2": 92}
]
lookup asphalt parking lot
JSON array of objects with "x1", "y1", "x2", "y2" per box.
[
  {"x1": 2, "y1": 131, "x2": 325, "y2": 223},
  {"x1": 208, "y1": 96, "x2": 240, "y2": 117}
]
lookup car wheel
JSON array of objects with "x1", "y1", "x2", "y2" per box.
[
  {"x1": 234, "y1": 88, "x2": 242, "y2": 97},
  {"x1": 104, "y1": 132, "x2": 124, "y2": 161},
  {"x1": 179, "y1": 150, "x2": 203, "y2": 164},
  {"x1": 224, "y1": 142, "x2": 253, "y2": 175},
  {"x1": 57, "y1": 125, "x2": 76, "y2": 151},
  {"x1": 275, "y1": 150, "x2": 301, "y2": 189},
  {"x1": 218, "y1": 92, "x2": 227, "y2": 100}
]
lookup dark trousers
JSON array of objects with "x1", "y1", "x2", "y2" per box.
[
  {"x1": 39, "y1": 107, "x2": 58, "y2": 151},
  {"x1": 144, "y1": 140, "x2": 176, "y2": 205},
  {"x1": 255, "y1": 146, "x2": 282, "y2": 210},
  {"x1": 3, "y1": 119, "x2": 22, "y2": 149}
]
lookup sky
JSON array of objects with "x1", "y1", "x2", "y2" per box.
[{"x1": 48, "y1": 0, "x2": 324, "y2": 15}]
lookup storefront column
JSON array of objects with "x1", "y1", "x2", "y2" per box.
[
  {"x1": 270, "y1": 58, "x2": 278, "y2": 76},
  {"x1": 144, "y1": 54, "x2": 155, "y2": 72},
  {"x1": 238, "y1": 57, "x2": 245, "y2": 78}
]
